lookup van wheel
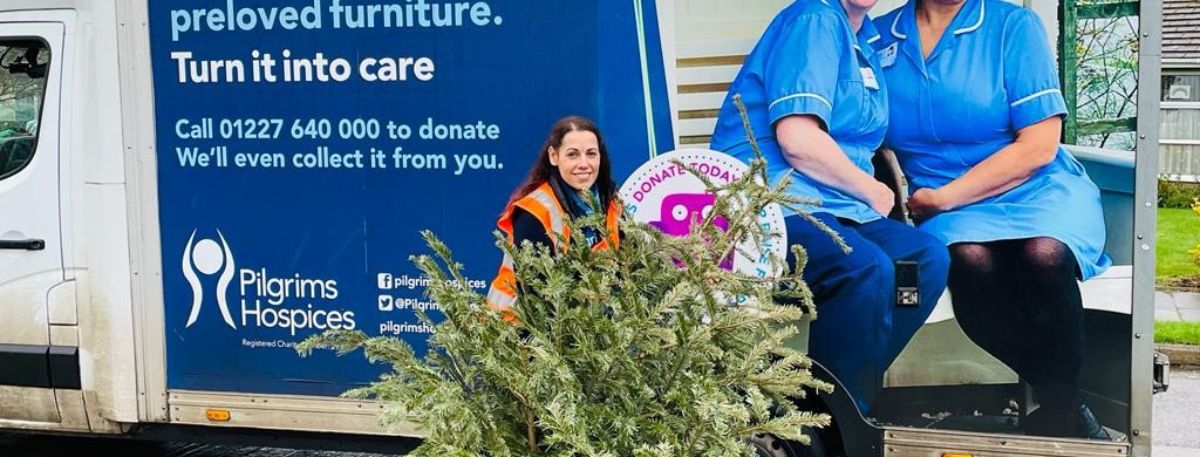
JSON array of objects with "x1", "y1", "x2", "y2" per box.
[{"x1": 748, "y1": 427, "x2": 828, "y2": 457}]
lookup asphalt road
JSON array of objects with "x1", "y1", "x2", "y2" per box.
[
  {"x1": 0, "y1": 434, "x2": 401, "y2": 457},
  {"x1": 2, "y1": 370, "x2": 1197, "y2": 456},
  {"x1": 1153, "y1": 368, "x2": 1200, "y2": 457}
]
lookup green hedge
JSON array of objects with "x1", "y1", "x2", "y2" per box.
[{"x1": 1158, "y1": 179, "x2": 1200, "y2": 209}]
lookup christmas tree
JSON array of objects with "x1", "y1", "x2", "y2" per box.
[{"x1": 299, "y1": 96, "x2": 842, "y2": 456}]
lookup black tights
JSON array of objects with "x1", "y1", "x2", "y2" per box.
[{"x1": 948, "y1": 237, "x2": 1084, "y2": 417}]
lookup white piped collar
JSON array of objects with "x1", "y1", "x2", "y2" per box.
[
  {"x1": 890, "y1": 0, "x2": 985, "y2": 40},
  {"x1": 952, "y1": 0, "x2": 986, "y2": 35},
  {"x1": 890, "y1": 9, "x2": 907, "y2": 39}
]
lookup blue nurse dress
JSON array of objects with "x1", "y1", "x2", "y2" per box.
[
  {"x1": 872, "y1": 0, "x2": 1110, "y2": 280},
  {"x1": 710, "y1": 0, "x2": 950, "y2": 414},
  {"x1": 710, "y1": 0, "x2": 887, "y2": 223}
]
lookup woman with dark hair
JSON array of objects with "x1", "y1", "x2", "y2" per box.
[
  {"x1": 873, "y1": 0, "x2": 1111, "y2": 439},
  {"x1": 486, "y1": 116, "x2": 622, "y2": 317}
]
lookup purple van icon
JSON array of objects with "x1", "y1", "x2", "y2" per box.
[{"x1": 648, "y1": 193, "x2": 734, "y2": 270}]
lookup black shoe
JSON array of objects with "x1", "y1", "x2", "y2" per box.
[
  {"x1": 1025, "y1": 402, "x2": 1112, "y2": 440},
  {"x1": 1076, "y1": 403, "x2": 1113, "y2": 441}
]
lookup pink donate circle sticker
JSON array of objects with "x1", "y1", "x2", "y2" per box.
[{"x1": 619, "y1": 149, "x2": 787, "y2": 279}]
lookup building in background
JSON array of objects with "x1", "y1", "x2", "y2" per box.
[{"x1": 1161, "y1": 0, "x2": 1200, "y2": 181}]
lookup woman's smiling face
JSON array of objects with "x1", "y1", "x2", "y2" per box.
[{"x1": 550, "y1": 130, "x2": 601, "y2": 191}]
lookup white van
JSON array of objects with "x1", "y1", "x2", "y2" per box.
[{"x1": 0, "y1": 1, "x2": 1166, "y2": 456}]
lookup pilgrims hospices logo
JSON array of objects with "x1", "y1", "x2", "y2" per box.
[
  {"x1": 180, "y1": 229, "x2": 356, "y2": 335},
  {"x1": 619, "y1": 149, "x2": 786, "y2": 279},
  {"x1": 182, "y1": 229, "x2": 237, "y2": 329}
]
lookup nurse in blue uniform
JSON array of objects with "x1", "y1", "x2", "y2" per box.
[
  {"x1": 873, "y1": 0, "x2": 1111, "y2": 439},
  {"x1": 710, "y1": 0, "x2": 949, "y2": 414}
]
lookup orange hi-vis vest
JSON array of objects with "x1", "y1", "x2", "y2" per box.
[{"x1": 487, "y1": 181, "x2": 621, "y2": 320}]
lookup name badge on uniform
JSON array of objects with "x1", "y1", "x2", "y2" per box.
[
  {"x1": 880, "y1": 43, "x2": 898, "y2": 68},
  {"x1": 860, "y1": 67, "x2": 879, "y2": 90}
]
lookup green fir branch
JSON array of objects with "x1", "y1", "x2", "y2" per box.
[{"x1": 297, "y1": 92, "x2": 851, "y2": 456}]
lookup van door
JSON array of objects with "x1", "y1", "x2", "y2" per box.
[{"x1": 0, "y1": 22, "x2": 67, "y2": 394}]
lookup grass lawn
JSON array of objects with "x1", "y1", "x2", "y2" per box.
[
  {"x1": 1156, "y1": 321, "x2": 1200, "y2": 345},
  {"x1": 1156, "y1": 208, "x2": 1200, "y2": 284}
]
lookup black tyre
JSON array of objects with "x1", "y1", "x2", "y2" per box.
[{"x1": 747, "y1": 427, "x2": 829, "y2": 457}]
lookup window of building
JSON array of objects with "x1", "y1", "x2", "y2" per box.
[{"x1": 1163, "y1": 72, "x2": 1200, "y2": 104}]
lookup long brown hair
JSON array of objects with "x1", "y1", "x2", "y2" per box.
[{"x1": 508, "y1": 116, "x2": 615, "y2": 207}]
